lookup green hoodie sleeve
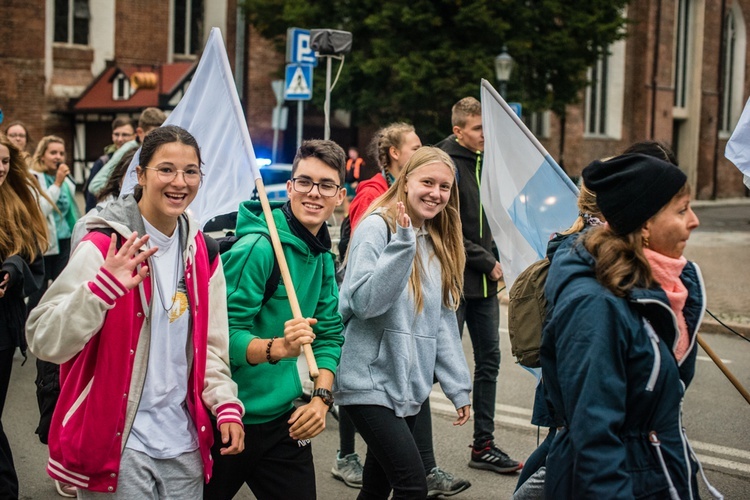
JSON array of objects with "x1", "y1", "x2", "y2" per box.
[
  {"x1": 310, "y1": 254, "x2": 344, "y2": 374},
  {"x1": 221, "y1": 234, "x2": 276, "y2": 368}
]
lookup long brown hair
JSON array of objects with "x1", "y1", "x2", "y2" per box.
[
  {"x1": 581, "y1": 182, "x2": 690, "y2": 297},
  {"x1": 362, "y1": 146, "x2": 465, "y2": 312},
  {"x1": 0, "y1": 134, "x2": 52, "y2": 261}
]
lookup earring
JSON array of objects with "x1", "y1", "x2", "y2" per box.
[{"x1": 643, "y1": 235, "x2": 649, "y2": 248}]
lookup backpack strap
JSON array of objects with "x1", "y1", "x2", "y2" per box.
[
  {"x1": 258, "y1": 233, "x2": 281, "y2": 306},
  {"x1": 202, "y1": 232, "x2": 220, "y2": 266}
]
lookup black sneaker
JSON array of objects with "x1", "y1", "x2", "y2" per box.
[
  {"x1": 426, "y1": 467, "x2": 471, "y2": 498},
  {"x1": 468, "y1": 441, "x2": 523, "y2": 474}
]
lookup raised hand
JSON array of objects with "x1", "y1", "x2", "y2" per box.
[
  {"x1": 101, "y1": 232, "x2": 157, "y2": 291},
  {"x1": 54, "y1": 163, "x2": 70, "y2": 187},
  {"x1": 396, "y1": 201, "x2": 411, "y2": 228}
]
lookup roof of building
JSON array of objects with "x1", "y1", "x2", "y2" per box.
[{"x1": 73, "y1": 61, "x2": 195, "y2": 112}]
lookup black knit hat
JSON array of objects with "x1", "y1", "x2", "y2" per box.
[{"x1": 582, "y1": 153, "x2": 687, "y2": 235}]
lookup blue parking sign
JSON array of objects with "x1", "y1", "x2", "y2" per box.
[{"x1": 286, "y1": 28, "x2": 318, "y2": 67}]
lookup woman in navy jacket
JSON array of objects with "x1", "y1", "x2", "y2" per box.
[{"x1": 540, "y1": 154, "x2": 722, "y2": 499}]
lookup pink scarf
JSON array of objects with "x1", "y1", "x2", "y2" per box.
[{"x1": 644, "y1": 248, "x2": 690, "y2": 361}]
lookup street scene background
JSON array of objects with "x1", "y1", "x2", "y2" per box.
[{"x1": 5, "y1": 200, "x2": 750, "y2": 499}]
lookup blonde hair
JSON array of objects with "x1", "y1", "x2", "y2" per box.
[
  {"x1": 581, "y1": 182, "x2": 690, "y2": 297},
  {"x1": 369, "y1": 122, "x2": 416, "y2": 174},
  {"x1": 559, "y1": 183, "x2": 602, "y2": 236},
  {"x1": 0, "y1": 134, "x2": 52, "y2": 261},
  {"x1": 31, "y1": 135, "x2": 65, "y2": 173},
  {"x1": 362, "y1": 146, "x2": 465, "y2": 312}
]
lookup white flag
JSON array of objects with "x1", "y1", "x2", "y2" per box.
[
  {"x1": 121, "y1": 28, "x2": 260, "y2": 228},
  {"x1": 480, "y1": 80, "x2": 579, "y2": 290},
  {"x1": 726, "y1": 96, "x2": 750, "y2": 177}
]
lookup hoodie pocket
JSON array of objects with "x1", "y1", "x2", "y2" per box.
[{"x1": 370, "y1": 329, "x2": 435, "y2": 405}]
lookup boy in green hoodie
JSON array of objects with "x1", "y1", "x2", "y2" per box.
[{"x1": 204, "y1": 140, "x2": 346, "y2": 500}]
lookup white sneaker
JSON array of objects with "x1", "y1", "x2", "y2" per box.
[{"x1": 331, "y1": 451, "x2": 363, "y2": 488}]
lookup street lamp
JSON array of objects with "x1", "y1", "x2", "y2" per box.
[{"x1": 494, "y1": 46, "x2": 514, "y2": 97}]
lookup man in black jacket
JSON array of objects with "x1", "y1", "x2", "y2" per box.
[{"x1": 437, "y1": 97, "x2": 522, "y2": 474}]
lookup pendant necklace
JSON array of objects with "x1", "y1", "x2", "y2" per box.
[{"x1": 149, "y1": 236, "x2": 182, "y2": 312}]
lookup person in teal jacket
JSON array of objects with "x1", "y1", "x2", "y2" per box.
[{"x1": 205, "y1": 140, "x2": 346, "y2": 500}]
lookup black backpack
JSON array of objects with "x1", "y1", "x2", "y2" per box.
[
  {"x1": 208, "y1": 232, "x2": 281, "y2": 306},
  {"x1": 507, "y1": 257, "x2": 550, "y2": 368}
]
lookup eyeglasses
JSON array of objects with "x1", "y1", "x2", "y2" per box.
[
  {"x1": 291, "y1": 177, "x2": 341, "y2": 197},
  {"x1": 143, "y1": 166, "x2": 203, "y2": 186},
  {"x1": 7, "y1": 133, "x2": 26, "y2": 139}
]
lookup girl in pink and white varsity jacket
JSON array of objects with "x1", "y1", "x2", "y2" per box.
[{"x1": 26, "y1": 126, "x2": 244, "y2": 498}]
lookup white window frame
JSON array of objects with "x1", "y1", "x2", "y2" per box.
[
  {"x1": 54, "y1": 0, "x2": 90, "y2": 45},
  {"x1": 584, "y1": 39, "x2": 625, "y2": 139},
  {"x1": 720, "y1": 3, "x2": 747, "y2": 137},
  {"x1": 112, "y1": 73, "x2": 131, "y2": 101}
]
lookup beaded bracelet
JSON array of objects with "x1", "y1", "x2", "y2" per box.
[{"x1": 266, "y1": 337, "x2": 279, "y2": 364}]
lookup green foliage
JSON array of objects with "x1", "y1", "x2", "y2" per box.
[{"x1": 241, "y1": 0, "x2": 629, "y2": 141}]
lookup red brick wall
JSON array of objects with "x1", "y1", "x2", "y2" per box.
[
  {"x1": 114, "y1": 0, "x2": 170, "y2": 64},
  {"x1": 0, "y1": 0, "x2": 47, "y2": 152},
  {"x1": 246, "y1": 26, "x2": 284, "y2": 154}
]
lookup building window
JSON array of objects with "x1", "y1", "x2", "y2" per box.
[
  {"x1": 54, "y1": 0, "x2": 90, "y2": 45},
  {"x1": 112, "y1": 73, "x2": 131, "y2": 101},
  {"x1": 173, "y1": 0, "x2": 204, "y2": 55},
  {"x1": 721, "y1": 4, "x2": 747, "y2": 135},
  {"x1": 583, "y1": 39, "x2": 625, "y2": 139},
  {"x1": 673, "y1": 0, "x2": 691, "y2": 111},
  {"x1": 524, "y1": 111, "x2": 549, "y2": 139},
  {"x1": 585, "y1": 54, "x2": 609, "y2": 136}
]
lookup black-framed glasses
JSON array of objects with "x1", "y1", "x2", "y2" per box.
[
  {"x1": 291, "y1": 177, "x2": 341, "y2": 197},
  {"x1": 143, "y1": 166, "x2": 203, "y2": 186}
]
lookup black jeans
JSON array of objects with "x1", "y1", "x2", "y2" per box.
[
  {"x1": 340, "y1": 399, "x2": 437, "y2": 474},
  {"x1": 345, "y1": 405, "x2": 427, "y2": 500},
  {"x1": 457, "y1": 296, "x2": 501, "y2": 446},
  {"x1": 204, "y1": 410, "x2": 316, "y2": 500},
  {"x1": 0, "y1": 348, "x2": 18, "y2": 499}
]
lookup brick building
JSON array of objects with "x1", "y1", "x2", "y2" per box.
[
  {"x1": 1, "y1": 0, "x2": 749, "y2": 198},
  {"x1": 531, "y1": 0, "x2": 750, "y2": 199},
  {"x1": 0, "y1": 0, "x2": 277, "y2": 182}
]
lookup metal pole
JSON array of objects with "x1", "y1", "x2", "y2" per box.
[
  {"x1": 272, "y1": 112, "x2": 279, "y2": 164},
  {"x1": 324, "y1": 56, "x2": 332, "y2": 140},
  {"x1": 297, "y1": 101, "x2": 303, "y2": 149}
]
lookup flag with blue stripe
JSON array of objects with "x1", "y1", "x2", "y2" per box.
[
  {"x1": 121, "y1": 28, "x2": 261, "y2": 228},
  {"x1": 479, "y1": 79, "x2": 579, "y2": 289}
]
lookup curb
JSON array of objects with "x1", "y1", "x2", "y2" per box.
[{"x1": 698, "y1": 316, "x2": 750, "y2": 337}]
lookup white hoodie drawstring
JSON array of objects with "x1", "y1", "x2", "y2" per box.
[
  {"x1": 649, "y1": 431, "x2": 681, "y2": 500},
  {"x1": 684, "y1": 430, "x2": 724, "y2": 499}
]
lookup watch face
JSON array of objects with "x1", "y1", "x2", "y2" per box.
[{"x1": 313, "y1": 389, "x2": 334, "y2": 407}]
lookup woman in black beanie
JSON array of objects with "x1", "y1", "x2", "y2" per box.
[{"x1": 539, "y1": 153, "x2": 723, "y2": 499}]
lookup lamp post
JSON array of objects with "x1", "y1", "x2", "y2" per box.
[{"x1": 494, "y1": 46, "x2": 514, "y2": 97}]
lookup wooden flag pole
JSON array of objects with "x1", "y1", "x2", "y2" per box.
[
  {"x1": 697, "y1": 334, "x2": 750, "y2": 405},
  {"x1": 254, "y1": 177, "x2": 319, "y2": 378}
]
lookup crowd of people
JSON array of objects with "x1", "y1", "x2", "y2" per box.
[{"x1": 0, "y1": 93, "x2": 723, "y2": 500}]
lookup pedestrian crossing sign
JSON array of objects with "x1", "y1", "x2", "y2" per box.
[{"x1": 285, "y1": 64, "x2": 313, "y2": 101}]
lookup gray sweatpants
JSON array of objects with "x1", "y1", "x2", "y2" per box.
[{"x1": 77, "y1": 448, "x2": 202, "y2": 499}]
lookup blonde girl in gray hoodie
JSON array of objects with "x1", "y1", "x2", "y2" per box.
[{"x1": 334, "y1": 146, "x2": 472, "y2": 499}]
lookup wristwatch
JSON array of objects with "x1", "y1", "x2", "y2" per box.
[{"x1": 312, "y1": 388, "x2": 334, "y2": 409}]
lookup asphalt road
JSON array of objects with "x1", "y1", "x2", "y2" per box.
[
  {"x1": 7, "y1": 198, "x2": 748, "y2": 498},
  {"x1": 7, "y1": 306, "x2": 750, "y2": 499}
]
